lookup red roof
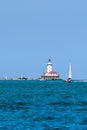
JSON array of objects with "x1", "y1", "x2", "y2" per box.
[
  {"x1": 43, "y1": 71, "x2": 58, "y2": 75},
  {"x1": 48, "y1": 71, "x2": 57, "y2": 74}
]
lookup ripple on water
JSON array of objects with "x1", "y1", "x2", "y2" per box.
[{"x1": 80, "y1": 118, "x2": 87, "y2": 125}]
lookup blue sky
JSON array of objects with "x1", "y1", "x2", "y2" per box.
[{"x1": 0, "y1": 0, "x2": 87, "y2": 79}]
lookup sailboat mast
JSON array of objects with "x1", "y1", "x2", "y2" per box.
[{"x1": 68, "y1": 63, "x2": 72, "y2": 79}]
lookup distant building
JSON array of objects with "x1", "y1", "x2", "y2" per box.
[{"x1": 41, "y1": 59, "x2": 60, "y2": 80}]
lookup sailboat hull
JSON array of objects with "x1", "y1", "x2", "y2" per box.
[{"x1": 65, "y1": 79, "x2": 71, "y2": 83}]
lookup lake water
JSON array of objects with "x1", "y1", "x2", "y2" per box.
[{"x1": 0, "y1": 80, "x2": 87, "y2": 130}]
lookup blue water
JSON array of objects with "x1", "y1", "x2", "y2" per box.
[{"x1": 0, "y1": 80, "x2": 87, "y2": 130}]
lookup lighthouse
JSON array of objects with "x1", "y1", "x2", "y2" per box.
[{"x1": 42, "y1": 59, "x2": 60, "y2": 80}]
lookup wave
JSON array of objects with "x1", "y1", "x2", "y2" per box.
[{"x1": 73, "y1": 80, "x2": 87, "y2": 82}]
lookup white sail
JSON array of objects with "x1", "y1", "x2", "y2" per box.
[{"x1": 68, "y1": 63, "x2": 72, "y2": 79}]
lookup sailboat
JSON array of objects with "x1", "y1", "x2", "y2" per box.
[{"x1": 66, "y1": 63, "x2": 72, "y2": 83}]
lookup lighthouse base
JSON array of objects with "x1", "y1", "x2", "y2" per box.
[{"x1": 41, "y1": 76, "x2": 60, "y2": 80}]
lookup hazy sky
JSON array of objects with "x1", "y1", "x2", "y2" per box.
[{"x1": 0, "y1": 0, "x2": 87, "y2": 79}]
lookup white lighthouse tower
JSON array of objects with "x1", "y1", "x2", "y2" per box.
[
  {"x1": 42, "y1": 59, "x2": 60, "y2": 80},
  {"x1": 47, "y1": 59, "x2": 53, "y2": 73}
]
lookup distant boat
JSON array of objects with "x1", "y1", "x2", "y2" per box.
[{"x1": 66, "y1": 63, "x2": 72, "y2": 83}]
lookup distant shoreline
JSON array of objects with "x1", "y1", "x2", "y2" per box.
[
  {"x1": 0, "y1": 78, "x2": 39, "y2": 81},
  {"x1": 0, "y1": 79, "x2": 87, "y2": 82},
  {"x1": 0, "y1": 77, "x2": 62, "y2": 81}
]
